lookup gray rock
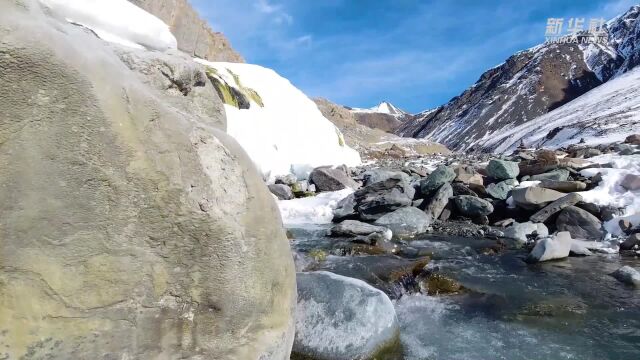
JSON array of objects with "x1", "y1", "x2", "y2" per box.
[
  {"x1": 614, "y1": 143, "x2": 636, "y2": 155},
  {"x1": 530, "y1": 168, "x2": 570, "y2": 181},
  {"x1": 333, "y1": 193, "x2": 358, "y2": 222},
  {"x1": 503, "y1": 222, "x2": 549, "y2": 244},
  {"x1": 486, "y1": 179, "x2": 518, "y2": 200},
  {"x1": 486, "y1": 159, "x2": 520, "y2": 180},
  {"x1": 354, "y1": 176, "x2": 415, "y2": 221},
  {"x1": 530, "y1": 193, "x2": 583, "y2": 223},
  {"x1": 330, "y1": 220, "x2": 392, "y2": 243},
  {"x1": 294, "y1": 272, "x2": 400, "y2": 360},
  {"x1": 362, "y1": 168, "x2": 411, "y2": 186},
  {"x1": 556, "y1": 206, "x2": 605, "y2": 240},
  {"x1": 420, "y1": 166, "x2": 456, "y2": 196},
  {"x1": 620, "y1": 233, "x2": 640, "y2": 251},
  {"x1": 621, "y1": 174, "x2": 640, "y2": 191},
  {"x1": 309, "y1": 166, "x2": 359, "y2": 192},
  {"x1": 526, "y1": 232, "x2": 572, "y2": 263},
  {"x1": 374, "y1": 207, "x2": 432, "y2": 239},
  {"x1": 511, "y1": 187, "x2": 566, "y2": 210},
  {"x1": 539, "y1": 180, "x2": 587, "y2": 192},
  {"x1": 0, "y1": 3, "x2": 294, "y2": 358},
  {"x1": 268, "y1": 184, "x2": 294, "y2": 200},
  {"x1": 424, "y1": 183, "x2": 453, "y2": 221},
  {"x1": 611, "y1": 266, "x2": 640, "y2": 287},
  {"x1": 453, "y1": 195, "x2": 494, "y2": 217}
]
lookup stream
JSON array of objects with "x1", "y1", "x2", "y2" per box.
[{"x1": 290, "y1": 224, "x2": 640, "y2": 360}]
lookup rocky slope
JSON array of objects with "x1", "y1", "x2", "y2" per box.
[
  {"x1": 349, "y1": 101, "x2": 413, "y2": 132},
  {"x1": 397, "y1": 5, "x2": 640, "y2": 152},
  {"x1": 130, "y1": 0, "x2": 244, "y2": 62},
  {"x1": 0, "y1": 0, "x2": 293, "y2": 358},
  {"x1": 315, "y1": 98, "x2": 449, "y2": 160}
]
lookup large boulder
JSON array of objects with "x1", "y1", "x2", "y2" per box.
[
  {"x1": 362, "y1": 168, "x2": 411, "y2": 186},
  {"x1": 511, "y1": 187, "x2": 566, "y2": 210},
  {"x1": 353, "y1": 175, "x2": 415, "y2": 221},
  {"x1": 620, "y1": 233, "x2": 640, "y2": 251},
  {"x1": 453, "y1": 195, "x2": 494, "y2": 217},
  {"x1": 309, "y1": 166, "x2": 359, "y2": 192},
  {"x1": 486, "y1": 159, "x2": 519, "y2": 180},
  {"x1": 332, "y1": 193, "x2": 358, "y2": 222},
  {"x1": 0, "y1": 2, "x2": 295, "y2": 359},
  {"x1": 374, "y1": 207, "x2": 432, "y2": 239},
  {"x1": 503, "y1": 222, "x2": 549, "y2": 244},
  {"x1": 526, "y1": 232, "x2": 572, "y2": 263},
  {"x1": 624, "y1": 134, "x2": 640, "y2": 145},
  {"x1": 293, "y1": 272, "x2": 400, "y2": 360},
  {"x1": 556, "y1": 206, "x2": 605, "y2": 240},
  {"x1": 420, "y1": 165, "x2": 456, "y2": 196},
  {"x1": 453, "y1": 165, "x2": 484, "y2": 185},
  {"x1": 530, "y1": 193, "x2": 583, "y2": 223},
  {"x1": 424, "y1": 183, "x2": 453, "y2": 221}
]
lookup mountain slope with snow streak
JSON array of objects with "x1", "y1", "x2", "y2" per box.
[
  {"x1": 397, "y1": 5, "x2": 640, "y2": 152},
  {"x1": 486, "y1": 65, "x2": 640, "y2": 153},
  {"x1": 197, "y1": 60, "x2": 361, "y2": 182},
  {"x1": 38, "y1": 0, "x2": 177, "y2": 51},
  {"x1": 349, "y1": 101, "x2": 413, "y2": 132}
]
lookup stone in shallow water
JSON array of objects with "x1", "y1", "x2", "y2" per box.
[
  {"x1": 374, "y1": 207, "x2": 431, "y2": 239},
  {"x1": 329, "y1": 220, "x2": 392, "y2": 243},
  {"x1": 293, "y1": 271, "x2": 401, "y2": 360},
  {"x1": 526, "y1": 232, "x2": 573, "y2": 263},
  {"x1": 611, "y1": 266, "x2": 640, "y2": 287},
  {"x1": 503, "y1": 222, "x2": 549, "y2": 244},
  {"x1": 486, "y1": 159, "x2": 520, "y2": 180}
]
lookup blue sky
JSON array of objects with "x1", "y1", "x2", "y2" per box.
[{"x1": 192, "y1": 0, "x2": 638, "y2": 113}]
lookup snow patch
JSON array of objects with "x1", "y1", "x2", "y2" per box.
[
  {"x1": 277, "y1": 189, "x2": 353, "y2": 225},
  {"x1": 196, "y1": 60, "x2": 361, "y2": 182},
  {"x1": 38, "y1": 0, "x2": 177, "y2": 51}
]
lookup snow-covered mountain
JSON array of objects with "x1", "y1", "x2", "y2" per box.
[
  {"x1": 397, "y1": 5, "x2": 640, "y2": 152},
  {"x1": 197, "y1": 60, "x2": 361, "y2": 182},
  {"x1": 486, "y1": 65, "x2": 640, "y2": 153},
  {"x1": 348, "y1": 101, "x2": 413, "y2": 132}
]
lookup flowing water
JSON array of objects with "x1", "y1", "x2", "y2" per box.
[{"x1": 289, "y1": 225, "x2": 640, "y2": 360}]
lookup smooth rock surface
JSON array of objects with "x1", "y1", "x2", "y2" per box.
[
  {"x1": 621, "y1": 174, "x2": 640, "y2": 191},
  {"x1": 530, "y1": 193, "x2": 583, "y2": 223},
  {"x1": 526, "y1": 232, "x2": 573, "y2": 263},
  {"x1": 511, "y1": 187, "x2": 566, "y2": 210},
  {"x1": 310, "y1": 166, "x2": 359, "y2": 192},
  {"x1": 374, "y1": 207, "x2": 432, "y2": 239},
  {"x1": 0, "y1": 2, "x2": 295, "y2": 358},
  {"x1": 294, "y1": 272, "x2": 400, "y2": 360},
  {"x1": 530, "y1": 168, "x2": 571, "y2": 181},
  {"x1": 539, "y1": 180, "x2": 587, "y2": 192},
  {"x1": 486, "y1": 179, "x2": 518, "y2": 200}
]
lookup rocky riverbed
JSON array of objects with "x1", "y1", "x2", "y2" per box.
[{"x1": 271, "y1": 136, "x2": 640, "y2": 359}]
